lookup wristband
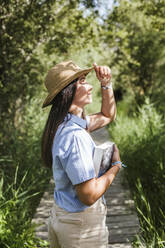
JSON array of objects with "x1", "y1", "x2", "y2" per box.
[
  {"x1": 101, "y1": 82, "x2": 113, "y2": 90},
  {"x1": 111, "y1": 161, "x2": 127, "y2": 168}
]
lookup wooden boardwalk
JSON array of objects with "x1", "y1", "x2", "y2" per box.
[{"x1": 33, "y1": 127, "x2": 140, "y2": 247}]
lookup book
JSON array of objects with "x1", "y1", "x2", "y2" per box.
[{"x1": 93, "y1": 141, "x2": 115, "y2": 176}]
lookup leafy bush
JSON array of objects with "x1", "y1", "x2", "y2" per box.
[{"x1": 109, "y1": 99, "x2": 165, "y2": 246}]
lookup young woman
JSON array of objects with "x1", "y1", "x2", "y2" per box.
[{"x1": 42, "y1": 61, "x2": 122, "y2": 248}]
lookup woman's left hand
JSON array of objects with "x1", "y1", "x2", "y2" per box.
[{"x1": 93, "y1": 63, "x2": 111, "y2": 86}]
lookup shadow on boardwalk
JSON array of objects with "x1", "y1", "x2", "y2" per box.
[{"x1": 33, "y1": 127, "x2": 140, "y2": 247}]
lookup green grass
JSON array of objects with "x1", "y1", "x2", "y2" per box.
[
  {"x1": 0, "y1": 165, "x2": 50, "y2": 248},
  {"x1": 109, "y1": 99, "x2": 165, "y2": 247}
]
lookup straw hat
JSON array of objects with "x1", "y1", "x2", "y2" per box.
[{"x1": 42, "y1": 60, "x2": 94, "y2": 108}]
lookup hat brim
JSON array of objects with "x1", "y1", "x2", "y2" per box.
[{"x1": 42, "y1": 66, "x2": 94, "y2": 108}]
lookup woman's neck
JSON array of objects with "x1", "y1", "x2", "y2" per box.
[{"x1": 69, "y1": 104, "x2": 83, "y2": 118}]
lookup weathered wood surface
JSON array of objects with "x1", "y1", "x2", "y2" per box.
[{"x1": 33, "y1": 127, "x2": 140, "y2": 247}]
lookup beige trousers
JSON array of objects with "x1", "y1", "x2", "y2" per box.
[{"x1": 48, "y1": 198, "x2": 109, "y2": 248}]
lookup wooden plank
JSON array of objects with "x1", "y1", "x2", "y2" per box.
[
  {"x1": 34, "y1": 212, "x2": 50, "y2": 219},
  {"x1": 109, "y1": 234, "x2": 136, "y2": 243},
  {"x1": 108, "y1": 244, "x2": 132, "y2": 248},
  {"x1": 107, "y1": 220, "x2": 139, "y2": 229},
  {"x1": 105, "y1": 198, "x2": 135, "y2": 206},
  {"x1": 106, "y1": 214, "x2": 139, "y2": 223},
  {"x1": 107, "y1": 207, "x2": 134, "y2": 216},
  {"x1": 106, "y1": 188, "x2": 130, "y2": 195},
  {"x1": 106, "y1": 199, "x2": 132, "y2": 207}
]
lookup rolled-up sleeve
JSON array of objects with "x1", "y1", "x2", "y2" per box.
[{"x1": 60, "y1": 133, "x2": 95, "y2": 185}]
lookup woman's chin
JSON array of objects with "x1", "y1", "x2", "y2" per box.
[
  {"x1": 88, "y1": 95, "x2": 92, "y2": 103},
  {"x1": 87, "y1": 98, "x2": 92, "y2": 104},
  {"x1": 83, "y1": 97, "x2": 92, "y2": 106}
]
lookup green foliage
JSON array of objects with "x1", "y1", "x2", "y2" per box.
[
  {"x1": 0, "y1": 167, "x2": 49, "y2": 248},
  {"x1": 103, "y1": 0, "x2": 165, "y2": 111},
  {"x1": 133, "y1": 179, "x2": 165, "y2": 248},
  {"x1": 109, "y1": 99, "x2": 165, "y2": 246},
  {"x1": 0, "y1": 0, "x2": 53, "y2": 116}
]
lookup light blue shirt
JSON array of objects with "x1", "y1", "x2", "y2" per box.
[{"x1": 52, "y1": 113, "x2": 96, "y2": 212}]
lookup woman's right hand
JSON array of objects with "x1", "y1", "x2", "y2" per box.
[{"x1": 112, "y1": 144, "x2": 121, "y2": 164}]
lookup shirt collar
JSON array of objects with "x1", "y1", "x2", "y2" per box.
[{"x1": 65, "y1": 113, "x2": 87, "y2": 129}]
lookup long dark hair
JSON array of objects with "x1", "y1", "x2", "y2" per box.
[{"x1": 41, "y1": 79, "x2": 77, "y2": 168}]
